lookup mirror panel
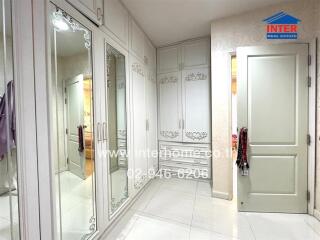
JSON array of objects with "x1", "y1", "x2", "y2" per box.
[
  {"x1": 0, "y1": 0, "x2": 20, "y2": 239},
  {"x1": 106, "y1": 44, "x2": 128, "y2": 215},
  {"x1": 49, "y1": 5, "x2": 96, "y2": 240}
]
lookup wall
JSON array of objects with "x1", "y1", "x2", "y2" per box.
[{"x1": 210, "y1": 0, "x2": 320, "y2": 200}]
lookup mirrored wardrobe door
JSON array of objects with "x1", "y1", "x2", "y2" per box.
[
  {"x1": 0, "y1": 0, "x2": 20, "y2": 239},
  {"x1": 105, "y1": 43, "x2": 129, "y2": 216},
  {"x1": 49, "y1": 4, "x2": 97, "y2": 240}
]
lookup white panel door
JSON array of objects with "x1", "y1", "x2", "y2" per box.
[
  {"x1": 104, "y1": 0, "x2": 129, "y2": 46},
  {"x1": 181, "y1": 38, "x2": 210, "y2": 69},
  {"x1": 146, "y1": 72, "x2": 158, "y2": 173},
  {"x1": 158, "y1": 71, "x2": 182, "y2": 142},
  {"x1": 237, "y1": 44, "x2": 308, "y2": 213},
  {"x1": 157, "y1": 45, "x2": 180, "y2": 74},
  {"x1": 66, "y1": 74, "x2": 86, "y2": 179},
  {"x1": 131, "y1": 57, "x2": 148, "y2": 189},
  {"x1": 67, "y1": 0, "x2": 103, "y2": 25},
  {"x1": 182, "y1": 67, "x2": 211, "y2": 143},
  {"x1": 130, "y1": 20, "x2": 145, "y2": 61}
]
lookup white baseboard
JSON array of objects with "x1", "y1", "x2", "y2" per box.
[
  {"x1": 212, "y1": 190, "x2": 231, "y2": 200},
  {"x1": 99, "y1": 179, "x2": 153, "y2": 239}
]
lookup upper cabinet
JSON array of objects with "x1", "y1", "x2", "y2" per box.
[
  {"x1": 104, "y1": 0, "x2": 129, "y2": 46},
  {"x1": 157, "y1": 38, "x2": 210, "y2": 74},
  {"x1": 130, "y1": 19, "x2": 145, "y2": 61},
  {"x1": 66, "y1": 0, "x2": 103, "y2": 25},
  {"x1": 144, "y1": 37, "x2": 156, "y2": 72},
  {"x1": 157, "y1": 45, "x2": 180, "y2": 74},
  {"x1": 181, "y1": 38, "x2": 210, "y2": 69}
]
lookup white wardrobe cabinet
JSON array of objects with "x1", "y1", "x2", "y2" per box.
[
  {"x1": 130, "y1": 56, "x2": 148, "y2": 190},
  {"x1": 182, "y1": 67, "x2": 211, "y2": 143},
  {"x1": 157, "y1": 38, "x2": 211, "y2": 178},
  {"x1": 158, "y1": 71, "x2": 182, "y2": 142},
  {"x1": 130, "y1": 19, "x2": 145, "y2": 61},
  {"x1": 66, "y1": 0, "x2": 103, "y2": 25},
  {"x1": 157, "y1": 38, "x2": 211, "y2": 144},
  {"x1": 146, "y1": 72, "x2": 158, "y2": 173},
  {"x1": 103, "y1": 0, "x2": 129, "y2": 46}
]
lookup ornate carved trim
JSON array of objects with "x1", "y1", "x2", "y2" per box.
[
  {"x1": 118, "y1": 129, "x2": 127, "y2": 137},
  {"x1": 110, "y1": 182, "x2": 128, "y2": 214},
  {"x1": 185, "y1": 131, "x2": 207, "y2": 140},
  {"x1": 53, "y1": 9, "x2": 91, "y2": 49},
  {"x1": 132, "y1": 63, "x2": 144, "y2": 76},
  {"x1": 185, "y1": 72, "x2": 207, "y2": 81},
  {"x1": 160, "y1": 131, "x2": 179, "y2": 139},
  {"x1": 159, "y1": 75, "x2": 178, "y2": 84}
]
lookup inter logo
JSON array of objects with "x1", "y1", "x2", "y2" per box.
[{"x1": 263, "y1": 12, "x2": 301, "y2": 40}]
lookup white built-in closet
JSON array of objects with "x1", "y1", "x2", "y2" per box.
[
  {"x1": 46, "y1": 0, "x2": 158, "y2": 239},
  {"x1": 32, "y1": 0, "x2": 211, "y2": 239},
  {"x1": 157, "y1": 38, "x2": 211, "y2": 179}
]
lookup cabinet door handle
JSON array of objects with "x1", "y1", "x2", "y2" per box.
[
  {"x1": 146, "y1": 119, "x2": 149, "y2": 131},
  {"x1": 103, "y1": 122, "x2": 107, "y2": 141},
  {"x1": 179, "y1": 119, "x2": 182, "y2": 129},
  {"x1": 97, "y1": 123, "x2": 101, "y2": 142},
  {"x1": 182, "y1": 119, "x2": 185, "y2": 129}
]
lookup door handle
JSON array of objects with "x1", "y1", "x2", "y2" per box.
[
  {"x1": 182, "y1": 119, "x2": 185, "y2": 129},
  {"x1": 179, "y1": 119, "x2": 182, "y2": 129}
]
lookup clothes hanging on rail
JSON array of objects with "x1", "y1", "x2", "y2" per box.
[{"x1": 0, "y1": 80, "x2": 16, "y2": 159}]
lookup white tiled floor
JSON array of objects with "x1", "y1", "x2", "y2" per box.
[
  {"x1": 0, "y1": 192, "x2": 20, "y2": 240},
  {"x1": 56, "y1": 171, "x2": 95, "y2": 240},
  {"x1": 105, "y1": 178, "x2": 320, "y2": 240}
]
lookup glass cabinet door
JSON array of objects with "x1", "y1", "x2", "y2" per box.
[
  {"x1": 0, "y1": 0, "x2": 20, "y2": 239},
  {"x1": 105, "y1": 43, "x2": 129, "y2": 216},
  {"x1": 49, "y1": 4, "x2": 97, "y2": 240}
]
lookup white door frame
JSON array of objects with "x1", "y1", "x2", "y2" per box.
[
  {"x1": 308, "y1": 39, "x2": 317, "y2": 216},
  {"x1": 228, "y1": 39, "x2": 317, "y2": 215}
]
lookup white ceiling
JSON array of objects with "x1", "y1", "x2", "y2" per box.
[{"x1": 121, "y1": 0, "x2": 294, "y2": 47}]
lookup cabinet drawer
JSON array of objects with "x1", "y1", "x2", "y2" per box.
[
  {"x1": 117, "y1": 139, "x2": 127, "y2": 148},
  {"x1": 159, "y1": 142, "x2": 211, "y2": 158},
  {"x1": 159, "y1": 161, "x2": 210, "y2": 179},
  {"x1": 159, "y1": 156, "x2": 210, "y2": 166}
]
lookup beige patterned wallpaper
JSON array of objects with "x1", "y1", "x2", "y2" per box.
[{"x1": 210, "y1": 0, "x2": 320, "y2": 205}]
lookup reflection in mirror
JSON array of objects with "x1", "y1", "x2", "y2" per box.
[
  {"x1": 0, "y1": 0, "x2": 20, "y2": 239},
  {"x1": 106, "y1": 44, "x2": 128, "y2": 215},
  {"x1": 49, "y1": 5, "x2": 96, "y2": 240}
]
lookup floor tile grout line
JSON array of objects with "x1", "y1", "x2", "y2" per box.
[
  {"x1": 243, "y1": 213, "x2": 257, "y2": 240},
  {"x1": 188, "y1": 180, "x2": 199, "y2": 240},
  {"x1": 135, "y1": 209, "x2": 191, "y2": 227},
  {"x1": 304, "y1": 217, "x2": 320, "y2": 237}
]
